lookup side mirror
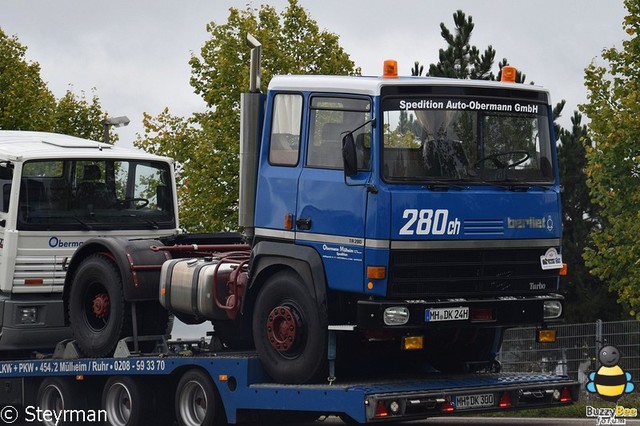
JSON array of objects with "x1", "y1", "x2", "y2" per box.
[{"x1": 342, "y1": 133, "x2": 358, "y2": 177}]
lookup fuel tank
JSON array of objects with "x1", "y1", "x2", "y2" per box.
[{"x1": 159, "y1": 258, "x2": 234, "y2": 321}]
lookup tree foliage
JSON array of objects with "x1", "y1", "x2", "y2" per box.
[
  {"x1": 136, "y1": 0, "x2": 357, "y2": 232},
  {"x1": 427, "y1": 10, "x2": 496, "y2": 80},
  {"x1": 581, "y1": 0, "x2": 640, "y2": 318},
  {"x1": 413, "y1": 10, "x2": 526, "y2": 83},
  {"x1": 0, "y1": 27, "x2": 108, "y2": 140},
  {"x1": 0, "y1": 28, "x2": 56, "y2": 131},
  {"x1": 557, "y1": 112, "x2": 625, "y2": 321},
  {"x1": 54, "y1": 88, "x2": 106, "y2": 141}
]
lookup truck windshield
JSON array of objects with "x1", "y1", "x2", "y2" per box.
[
  {"x1": 382, "y1": 96, "x2": 553, "y2": 184},
  {"x1": 18, "y1": 159, "x2": 175, "y2": 231}
]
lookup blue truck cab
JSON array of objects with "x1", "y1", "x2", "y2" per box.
[{"x1": 244, "y1": 64, "x2": 564, "y2": 383}]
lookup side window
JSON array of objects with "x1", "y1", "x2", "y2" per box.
[
  {"x1": 133, "y1": 163, "x2": 162, "y2": 208},
  {"x1": 21, "y1": 161, "x2": 63, "y2": 210},
  {"x1": 269, "y1": 94, "x2": 302, "y2": 166},
  {"x1": 0, "y1": 163, "x2": 13, "y2": 213},
  {"x1": 308, "y1": 97, "x2": 371, "y2": 170}
]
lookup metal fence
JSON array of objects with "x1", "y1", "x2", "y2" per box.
[{"x1": 498, "y1": 320, "x2": 640, "y2": 392}]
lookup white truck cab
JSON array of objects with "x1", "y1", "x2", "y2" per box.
[{"x1": 0, "y1": 131, "x2": 179, "y2": 351}]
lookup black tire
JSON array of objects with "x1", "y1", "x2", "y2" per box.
[
  {"x1": 68, "y1": 254, "x2": 132, "y2": 357},
  {"x1": 102, "y1": 376, "x2": 151, "y2": 426},
  {"x1": 37, "y1": 377, "x2": 86, "y2": 426},
  {"x1": 175, "y1": 369, "x2": 225, "y2": 426},
  {"x1": 252, "y1": 271, "x2": 327, "y2": 384}
]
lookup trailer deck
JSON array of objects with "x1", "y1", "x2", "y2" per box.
[{"x1": 0, "y1": 347, "x2": 579, "y2": 424}]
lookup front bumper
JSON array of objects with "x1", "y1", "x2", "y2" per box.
[{"x1": 357, "y1": 294, "x2": 563, "y2": 330}]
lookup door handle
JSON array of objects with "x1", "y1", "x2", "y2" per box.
[{"x1": 296, "y1": 218, "x2": 312, "y2": 230}]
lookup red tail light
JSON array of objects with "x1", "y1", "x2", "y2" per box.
[
  {"x1": 499, "y1": 392, "x2": 512, "y2": 408},
  {"x1": 441, "y1": 400, "x2": 455, "y2": 413},
  {"x1": 560, "y1": 387, "x2": 572, "y2": 402},
  {"x1": 375, "y1": 401, "x2": 388, "y2": 417}
]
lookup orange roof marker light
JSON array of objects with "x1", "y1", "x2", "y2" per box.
[
  {"x1": 501, "y1": 65, "x2": 517, "y2": 83},
  {"x1": 383, "y1": 60, "x2": 398, "y2": 78}
]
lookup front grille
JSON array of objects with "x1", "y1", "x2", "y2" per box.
[{"x1": 388, "y1": 247, "x2": 559, "y2": 297}]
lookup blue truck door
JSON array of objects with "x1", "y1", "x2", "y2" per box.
[
  {"x1": 296, "y1": 96, "x2": 372, "y2": 293},
  {"x1": 254, "y1": 93, "x2": 304, "y2": 234}
]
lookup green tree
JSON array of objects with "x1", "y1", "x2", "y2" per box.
[
  {"x1": 136, "y1": 0, "x2": 357, "y2": 231},
  {"x1": 140, "y1": 109, "x2": 202, "y2": 229},
  {"x1": 413, "y1": 10, "x2": 526, "y2": 83},
  {"x1": 0, "y1": 28, "x2": 56, "y2": 131},
  {"x1": 558, "y1": 112, "x2": 625, "y2": 321},
  {"x1": 428, "y1": 10, "x2": 495, "y2": 80},
  {"x1": 54, "y1": 88, "x2": 106, "y2": 142},
  {"x1": 581, "y1": 0, "x2": 640, "y2": 318},
  {"x1": 0, "y1": 27, "x2": 108, "y2": 140}
]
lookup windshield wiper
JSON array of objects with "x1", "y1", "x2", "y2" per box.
[
  {"x1": 73, "y1": 215, "x2": 95, "y2": 230},
  {"x1": 46, "y1": 215, "x2": 95, "y2": 230},
  {"x1": 482, "y1": 178, "x2": 552, "y2": 192},
  {"x1": 425, "y1": 179, "x2": 466, "y2": 191}
]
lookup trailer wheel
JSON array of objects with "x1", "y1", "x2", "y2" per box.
[
  {"x1": 68, "y1": 254, "x2": 132, "y2": 357},
  {"x1": 37, "y1": 377, "x2": 85, "y2": 426},
  {"x1": 252, "y1": 271, "x2": 327, "y2": 384},
  {"x1": 175, "y1": 369, "x2": 224, "y2": 426},
  {"x1": 102, "y1": 376, "x2": 150, "y2": 426}
]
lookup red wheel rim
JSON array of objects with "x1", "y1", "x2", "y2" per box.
[
  {"x1": 266, "y1": 306, "x2": 298, "y2": 352},
  {"x1": 92, "y1": 293, "x2": 110, "y2": 319}
]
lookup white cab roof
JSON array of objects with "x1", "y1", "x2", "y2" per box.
[
  {"x1": 268, "y1": 75, "x2": 551, "y2": 103},
  {"x1": 0, "y1": 131, "x2": 172, "y2": 163}
]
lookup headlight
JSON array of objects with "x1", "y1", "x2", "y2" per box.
[
  {"x1": 543, "y1": 300, "x2": 563, "y2": 319},
  {"x1": 383, "y1": 306, "x2": 409, "y2": 325},
  {"x1": 20, "y1": 307, "x2": 37, "y2": 324}
]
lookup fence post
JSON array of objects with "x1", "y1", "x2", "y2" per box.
[{"x1": 595, "y1": 319, "x2": 603, "y2": 369}]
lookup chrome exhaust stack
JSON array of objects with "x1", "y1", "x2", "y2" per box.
[{"x1": 238, "y1": 34, "x2": 263, "y2": 240}]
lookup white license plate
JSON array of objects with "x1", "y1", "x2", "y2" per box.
[
  {"x1": 455, "y1": 393, "x2": 494, "y2": 409},
  {"x1": 425, "y1": 307, "x2": 469, "y2": 322}
]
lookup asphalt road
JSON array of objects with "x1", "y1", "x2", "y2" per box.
[{"x1": 263, "y1": 415, "x2": 640, "y2": 425}]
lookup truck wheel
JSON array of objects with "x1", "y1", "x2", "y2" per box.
[
  {"x1": 68, "y1": 254, "x2": 132, "y2": 357},
  {"x1": 37, "y1": 377, "x2": 85, "y2": 426},
  {"x1": 102, "y1": 376, "x2": 150, "y2": 426},
  {"x1": 252, "y1": 271, "x2": 327, "y2": 384},
  {"x1": 175, "y1": 369, "x2": 224, "y2": 426}
]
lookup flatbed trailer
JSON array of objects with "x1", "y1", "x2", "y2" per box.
[{"x1": 0, "y1": 339, "x2": 579, "y2": 425}]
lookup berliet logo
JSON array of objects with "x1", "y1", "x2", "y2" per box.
[{"x1": 506, "y1": 215, "x2": 554, "y2": 232}]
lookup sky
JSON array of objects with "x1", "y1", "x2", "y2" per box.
[{"x1": 1, "y1": 0, "x2": 630, "y2": 148}]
